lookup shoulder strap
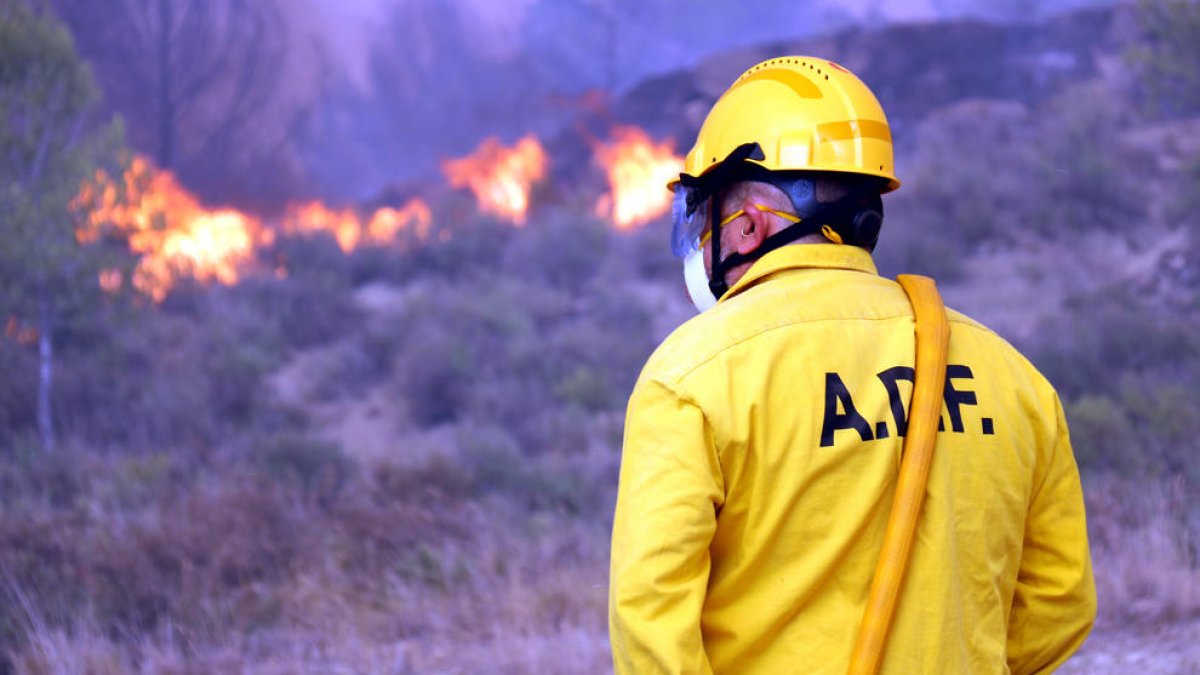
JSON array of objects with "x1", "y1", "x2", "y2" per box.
[{"x1": 847, "y1": 274, "x2": 951, "y2": 675}]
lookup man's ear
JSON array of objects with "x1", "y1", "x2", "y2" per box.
[{"x1": 735, "y1": 199, "x2": 771, "y2": 255}]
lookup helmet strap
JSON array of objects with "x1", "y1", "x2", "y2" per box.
[{"x1": 708, "y1": 196, "x2": 727, "y2": 300}]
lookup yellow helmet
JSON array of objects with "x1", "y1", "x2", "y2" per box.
[{"x1": 678, "y1": 56, "x2": 900, "y2": 192}]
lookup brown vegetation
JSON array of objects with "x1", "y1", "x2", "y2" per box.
[{"x1": 2, "y1": 2, "x2": 1200, "y2": 673}]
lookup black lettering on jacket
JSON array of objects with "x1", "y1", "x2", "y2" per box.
[
  {"x1": 943, "y1": 365, "x2": 977, "y2": 433},
  {"x1": 820, "y1": 364, "x2": 991, "y2": 447},
  {"x1": 877, "y1": 366, "x2": 915, "y2": 437},
  {"x1": 820, "y1": 372, "x2": 874, "y2": 447}
]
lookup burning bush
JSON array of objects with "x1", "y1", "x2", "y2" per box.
[
  {"x1": 593, "y1": 126, "x2": 684, "y2": 230},
  {"x1": 442, "y1": 135, "x2": 548, "y2": 225}
]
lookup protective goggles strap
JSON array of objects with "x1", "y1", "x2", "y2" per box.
[
  {"x1": 697, "y1": 205, "x2": 792, "y2": 249},
  {"x1": 707, "y1": 199, "x2": 843, "y2": 300}
]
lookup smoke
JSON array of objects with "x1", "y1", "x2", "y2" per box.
[
  {"x1": 55, "y1": 0, "x2": 1118, "y2": 208},
  {"x1": 298, "y1": 0, "x2": 1114, "y2": 95},
  {"x1": 291, "y1": 0, "x2": 534, "y2": 93}
]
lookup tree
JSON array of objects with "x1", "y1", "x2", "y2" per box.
[
  {"x1": 1128, "y1": 1, "x2": 1200, "y2": 302},
  {"x1": 0, "y1": 2, "x2": 123, "y2": 450},
  {"x1": 365, "y1": 0, "x2": 539, "y2": 176},
  {"x1": 51, "y1": 0, "x2": 288, "y2": 202},
  {"x1": 1131, "y1": 0, "x2": 1200, "y2": 116}
]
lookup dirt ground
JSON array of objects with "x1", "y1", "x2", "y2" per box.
[{"x1": 1060, "y1": 618, "x2": 1200, "y2": 674}]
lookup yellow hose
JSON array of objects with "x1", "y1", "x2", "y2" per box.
[{"x1": 847, "y1": 274, "x2": 950, "y2": 675}]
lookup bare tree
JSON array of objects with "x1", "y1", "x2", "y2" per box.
[{"x1": 52, "y1": 0, "x2": 286, "y2": 178}]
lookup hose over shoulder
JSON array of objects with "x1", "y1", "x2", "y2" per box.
[{"x1": 847, "y1": 274, "x2": 950, "y2": 675}]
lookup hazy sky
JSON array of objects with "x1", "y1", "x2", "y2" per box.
[
  {"x1": 304, "y1": 0, "x2": 539, "y2": 88},
  {"x1": 302, "y1": 0, "x2": 943, "y2": 90}
]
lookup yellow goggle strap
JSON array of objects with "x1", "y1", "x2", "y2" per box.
[{"x1": 698, "y1": 204, "x2": 802, "y2": 250}]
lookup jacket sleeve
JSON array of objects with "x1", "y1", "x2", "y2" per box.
[
  {"x1": 1007, "y1": 394, "x2": 1097, "y2": 675},
  {"x1": 609, "y1": 376, "x2": 724, "y2": 675}
]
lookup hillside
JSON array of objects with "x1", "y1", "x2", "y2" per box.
[
  {"x1": 2, "y1": 3, "x2": 1199, "y2": 672},
  {"x1": 616, "y1": 7, "x2": 1126, "y2": 143}
]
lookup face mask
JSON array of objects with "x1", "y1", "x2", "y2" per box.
[{"x1": 683, "y1": 247, "x2": 718, "y2": 313}]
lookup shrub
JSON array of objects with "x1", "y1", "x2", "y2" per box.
[
  {"x1": 1120, "y1": 383, "x2": 1200, "y2": 484},
  {"x1": 1023, "y1": 286, "x2": 1199, "y2": 398},
  {"x1": 1032, "y1": 82, "x2": 1146, "y2": 238},
  {"x1": 456, "y1": 423, "x2": 609, "y2": 514},
  {"x1": 901, "y1": 99, "x2": 1037, "y2": 250},
  {"x1": 501, "y1": 211, "x2": 610, "y2": 292},
  {"x1": 255, "y1": 433, "x2": 354, "y2": 504},
  {"x1": 0, "y1": 341, "x2": 38, "y2": 441},
  {"x1": 1066, "y1": 396, "x2": 1141, "y2": 474},
  {"x1": 389, "y1": 277, "x2": 570, "y2": 429},
  {"x1": 897, "y1": 83, "x2": 1147, "y2": 253},
  {"x1": 399, "y1": 212, "x2": 514, "y2": 282},
  {"x1": 619, "y1": 221, "x2": 679, "y2": 283},
  {"x1": 247, "y1": 235, "x2": 362, "y2": 350}
]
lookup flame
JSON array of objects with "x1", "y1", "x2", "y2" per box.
[
  {"x1": 442, "y1": 135, "x2": 547, "y2": 225},
  {"x1": 283, "y1": 199, "x2": 432, "y2": 253},
  {"x1": 594, "y1": 126, "x2": 684, "y2": 230},
  {"x1": 284, "y1": 202, "x2": 362, "y2": 252},
  {"x1": 75, "y1": 156, "x2": 434, "y2": 301},
  {"x1": 367, "y1": 201, "x2": 434, "y2": 243},
  {"x1": 98, "y1": 268, "x2": 123, "y2": 293},
  {"x1": 74, "y1": 157, "x2": 270, "y2": 301},
  {"x1": 4, "y1": 316, "x2": 38, "y2": 345}
]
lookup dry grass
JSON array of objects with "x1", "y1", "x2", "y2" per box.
[
  {"x1": 9, "y1": 471, "x2": 1197, "y2": 674},
  {"x1": 1085, "y1": 473, "x2": 1200, "y2": 629},
  {"x1": 0, "y1": 441, "x2": 614, "y2": 674}
]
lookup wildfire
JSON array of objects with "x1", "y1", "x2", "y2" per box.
[
  {"x1": 74, "y1": 156, "x2": 434, "y2": 301},
  {"x1": 442, "y1": 135, "x2": 548, "y2": 225},
  {"x1": 74, "y1": 157, "x2": 271, "y2": 301},
  {"x1": 71, "y1": 124, "x2": 685, "y2": 302},
  {"x1": 594, "y1": 126, "x2": 684, "y2": 230},
  {"x1": 282, "y1": 199, "x2": 432, "y2": 253},
  {"x1": 4, "y1": 317, "x2": 38, "y2": 346}
]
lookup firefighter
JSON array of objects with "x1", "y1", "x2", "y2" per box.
[{"x1": 609, "y1": 56, "x2": 1096, "y2": 674}]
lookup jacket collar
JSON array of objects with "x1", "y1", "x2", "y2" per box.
[{"x1": 721, "y1": 244, "x2": 879, "y2": 302}]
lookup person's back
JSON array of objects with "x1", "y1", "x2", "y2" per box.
[
  {"x1": 610, "y1": 243, "x2": 1094, "y2": 673},
  {"x1": 608, "y1": 55, "x2": 1095, "y2": 674}
]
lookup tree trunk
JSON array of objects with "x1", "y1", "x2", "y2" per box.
[
  {"x1": 36, "y1": 296, "x2": 55, "y2": 452},
  {"x1": 156, "y1": 0, "x2": 175, "y2": 169}
]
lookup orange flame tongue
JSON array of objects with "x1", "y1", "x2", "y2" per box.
[
  {"x1": 74, "y1": 157, "x2": 269, "y2": 301},
  {"x1": 75, "y1": 155, "x2": 435, "y2": 302},
  {"x1": 442, "y1": 135, "x2": 548, "y2": 225},
  {"x1": 367, "y1": 201, "x2": 434, "y2": 243},
  {"x1": 282, "y1": 198, "x2": 433, "y2": 252},
  {"x1": 595, "y1": 126, "x2": 684, "y2": 230},
  {"x1": 283, "y1": 202, "x2": 364, "y2": 252}
]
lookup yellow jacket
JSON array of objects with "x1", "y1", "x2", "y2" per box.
[{"x1": 609, "y1": 244, "x2": 1095, "y2": 674}]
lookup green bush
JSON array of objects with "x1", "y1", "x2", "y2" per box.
[
  {"x1": 385, "y1": 270, "x2": 655, "y2": 456},
  {"x1": 896, "y1": 82, "x2": 1146, "y2": 254},
  {"x1": 1033, "y1": 83, "x2": 1146, "y2": 237},
  {"x1": 901, "y1": 99, "x2": 1036, "y2": 249},
  {"x1": 256, "y1": 433, "x2": 354, "y2": 503},
  {"x1": 1121, "y1": 383, "x2": 1200, "y2": 483},
  {"x1": 389, "y1": 276, "x2": 569, "y2": 428},
  {"x1": 456, "y1": 423, "x2": 608, "y2": 514},
  {"x1": 1023, "y1": 286, "x2": 1199, "y2": 398},
  {"x1": 501, "y1": 211, "x2": 610, "y2": 292},
  {"x1": 1067, "y1": 396, "x2": 1142, "y2": 474}
]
